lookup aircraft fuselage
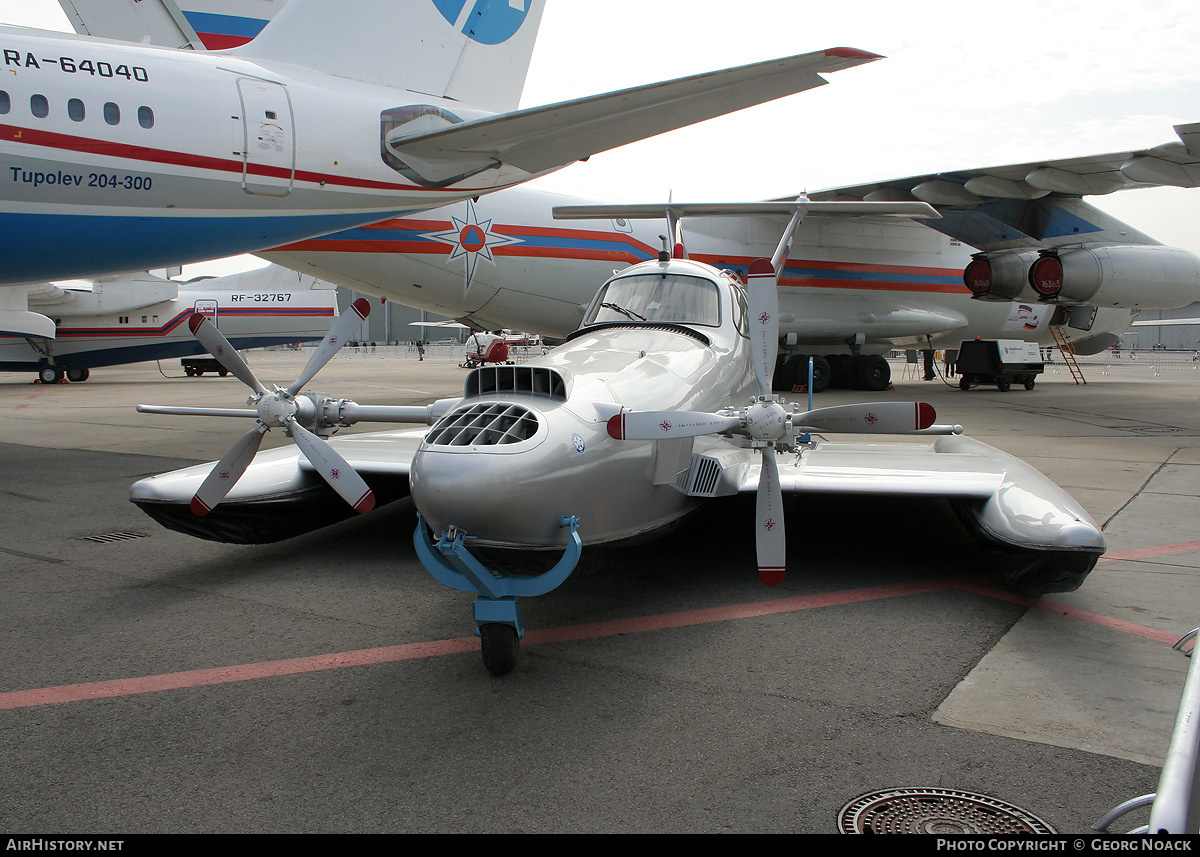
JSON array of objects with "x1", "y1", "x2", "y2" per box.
[{"x1": 0, "y1": 27, "x2": 532, "y2": 284}]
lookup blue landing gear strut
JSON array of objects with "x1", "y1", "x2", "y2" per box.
[{"x1": 413, "y1": 513, "x2": 583, "y2": 675}]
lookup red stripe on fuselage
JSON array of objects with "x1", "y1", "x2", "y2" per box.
[{"x1": 0, "y1": 123, "x2": 498, "y2": 194}]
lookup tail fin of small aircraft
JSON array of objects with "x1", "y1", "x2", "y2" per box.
[{"x1": 230, "y1": 0, "x2": 546, "y2": 112}]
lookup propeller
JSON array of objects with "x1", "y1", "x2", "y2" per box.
[
  {"x1": 607, "y1": 202, "x2": 952, "y2": 585},
  {"x1": 173, "y1": 299, "x2": 377, "y2": 517}
]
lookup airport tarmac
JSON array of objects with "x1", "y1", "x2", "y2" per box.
[{"x1": 0, "y1": 350, "x2": 1197, "y2": 834}]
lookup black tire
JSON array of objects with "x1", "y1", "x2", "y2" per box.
[
  {"x1": 855, "y1": 354, "x2": 890, "y2": 392},
  {"x1": 1023, "y1": 376, "x2": 1036, "y2": 390},
  {"x1": 997, "y1": 377, "x2": 1011, "y2": 392},
  {"x1": 959, "y1": 374, "x2": 972, "y2": 391},
  {"x1": 479, "y1": 623, "x2": 519, "y2": 676},
  {"x1": 807, "y1": 355, "x2": 832, "y2": 393},
  {"x1": 780, "y1": 355, "x2": 806, "y2": 391},
  {"x1": 771, "y1": 354, "x2": 791, "y2": 390},
  {"x1": 65, "y1": 368, "x2": 90, "y2": 383},
  {"x1": 826, "y1": 354, "x2": 854, "y2": 389},
  {"x1": 218, "y1": 369, "x2": 229, "y2": 377},
  {"x1": 38, "y1": 366, "x2": 62, "y2": 385}
]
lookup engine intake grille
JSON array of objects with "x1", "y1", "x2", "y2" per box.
[
  {"x1": 466, "y1": 366, "x2": 566, "y2": 400},
  {"x1": 425, "y1": 402, "x2": 541, "y2": 447}
]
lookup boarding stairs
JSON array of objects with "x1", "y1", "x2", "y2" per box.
[{"x1": 1050, "y1": 325, "x2": 1087, "y2": 385}]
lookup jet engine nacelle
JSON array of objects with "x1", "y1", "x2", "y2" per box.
[
  {"x1": 1027, "y1": 245, "x2": 1200, "y2": 309},
  {"x1": 962, "y1": 250, "x2": 1042, "y2": 302}
]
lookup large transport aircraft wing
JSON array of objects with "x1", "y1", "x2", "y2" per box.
[
  {"x1": 552, "y1": 200, "x2": 940, "y2": 221},
  {"x1": 808, "y1": 122, "x2": 1200, "y2": 252},
  {"x1": 383, "y1": 48, "x2": 882, "y2": 181}
]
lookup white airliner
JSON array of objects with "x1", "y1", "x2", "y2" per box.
[
  {"x1": 0, "y1": 265, "x2": 337, "y2": 383},
  {"x1": 0, "y1": 0, "x2": 884, "y2": 341},
  {"x1": 45, "y1": 1, "x2": 1200, "y2": 391}
]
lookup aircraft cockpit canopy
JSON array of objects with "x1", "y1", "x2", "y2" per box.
[{"x1": 583, "y1": 273, "x2": 721, "y2": 328}]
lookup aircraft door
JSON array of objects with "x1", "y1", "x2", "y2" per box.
[
  {"x1": 236, "y1": 79, "x2": 295, "y2": 197},
  {"x1": 194, "y1": 299, "x2": 218, "y2": 328}
]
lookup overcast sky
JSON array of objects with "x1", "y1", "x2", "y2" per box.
[{"x1": 5, "y1": 0, "x2": 1200, "y2": 269}]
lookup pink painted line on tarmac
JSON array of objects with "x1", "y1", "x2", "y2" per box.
[
  {"x1": 0, "y1": 578, "x2": 960, "y2": 712},
  {"x1": 0, "y1": 637, "x2": 479, "y2": 711},
  {"x1": 952, "y1": 581, "x2": 1182, "y2": 646},
  {"x1": 1099, "y1": 540, "x2": 1200, "y2": 563},
  {"x1": 3, "y1": 538, "x2": 1200, "y2": 712}
]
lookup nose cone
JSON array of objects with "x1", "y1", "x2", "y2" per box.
[
  {"x1": 411, "y1": 446, "x2": 574, "y2": 547},
  {"x1": 410, "y1": 399, "x2": 567, "y2": 547}
]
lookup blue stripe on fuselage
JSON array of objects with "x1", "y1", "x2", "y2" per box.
[
  {"x1": 0, "y1": 335, "x2": 323, "y2": 373},
  {"x1": 0, "y1": 210, "x2": 414, "y2": 284}
]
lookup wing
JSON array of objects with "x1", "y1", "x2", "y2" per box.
[
  {"x1": 808, "y1": 122, "x2": 1200, "y2": 252},
  {"x1": 385, "y1": 48, "x2": 881, "y2": 184},
  {"x1": 129, "y1": 427, "x2": 427, "y2": 544},
  {"x1": 681, "y1": 433, "x2": 1103, "y2": 592}
]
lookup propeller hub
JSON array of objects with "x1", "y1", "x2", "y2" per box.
[
  {"x1": 744, "y1": 399, "x2": 788, "y2": 442},
  {"x1": 257, "y1": 391, "x2": 298, "y2": 427}
]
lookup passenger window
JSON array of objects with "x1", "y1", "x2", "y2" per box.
[
  {"x1": 137, "y1": 106, "x2": 154, "y2": 129},
  {"x1": 68, "y1": 98, "x2": 85, "y2": 122},
  {"x1": 30, "y1": 94, "x2": 48, "y2": 118},
  {"x1": 103, "y1": 102, "x2": 119, "y2": 125},
  {"x1": 0, "y1": 91, "x2": 9, "y2": 114}
]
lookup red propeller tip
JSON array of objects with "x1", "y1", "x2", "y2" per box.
[
  {"x1": 759, "y1": 567, "x2": 786, "y2": 586},
  {"x1": 353, "y1": 491, "x2": 376, "y2": 515},
  {"x1": 187, "y1": 314, "x2": 206, "y2": 335},
  {"x1": 606, "y1": 414, "x2": 625, "y2": 440},
  {"x1": 189, "y1": 496, "x2": 211, "y2": 517},
  {"x1": 917, "y1": 402, "x2": 936, "y2": 430},
  {"x1": 351, "y1": 297, "x2": 372, "y2": 320},
  {"x1": 748, "y1": 258, "x2": 774, "y2": 277}
]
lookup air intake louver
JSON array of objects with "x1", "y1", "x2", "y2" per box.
[
  {"x1": 425, "y1": 402, "x2": 541, "y2": 447},
  {"x1": 466, "y1": 366, "x2": 566, "y2": 400},
  {"x1": 681, "y1": 454, "x2": 724, "y2": 497}
]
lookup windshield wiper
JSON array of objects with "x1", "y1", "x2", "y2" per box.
[{"x1": 600, "y1": 302, "x2": 647, "y2": 322}]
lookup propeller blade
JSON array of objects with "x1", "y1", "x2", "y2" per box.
[
  {"x1": 188, "y1": 314, "x2": 267, "y2": 396},
  {"x1": 608, "y1": 410, "x2": 740, "y2": 440},
  {"x1": 190, "y1": 423, "x2": 268, "y2": 516},
  {"x1": 795, "y1": 402, "x2": 936, "y2": 434},
  {"x1": 289, "y1": 419, "x2": 376, "y2": 514},
  {"x1": 287, "y1": 297, "x2": 372, "y2": 396},
  {"x1": 746, "y1": 258, "x2": 779, "y2": 398},
  {"x1": 756, "y1": 447, "x2": 785, "y2": 586}
]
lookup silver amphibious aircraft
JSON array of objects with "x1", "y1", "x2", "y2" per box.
[{"x1": 130, "y1": 201, "x2": 1106, "y2": 675}]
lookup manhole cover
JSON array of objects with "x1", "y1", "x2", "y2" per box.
[{"x1": 839, "y1": 788, "x2": 1056, "y2": 834}]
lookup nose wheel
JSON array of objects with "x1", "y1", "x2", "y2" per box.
[
  {"x1": 479, "y1": 623, "x2": 520, "y2": 676},
  {"x1": 414, "y1": 514, "x2": 582, "y2": 675}
]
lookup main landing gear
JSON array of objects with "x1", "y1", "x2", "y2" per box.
[
  {"x1": 413, "y1": 514, "x2": 582, "y2": 676},
  {"x1": 773, "y1": 353, "x2": 890, "y2": 393},
  {"x1": 37, "y1": 366, "x2": 90, "y2": 384}
]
